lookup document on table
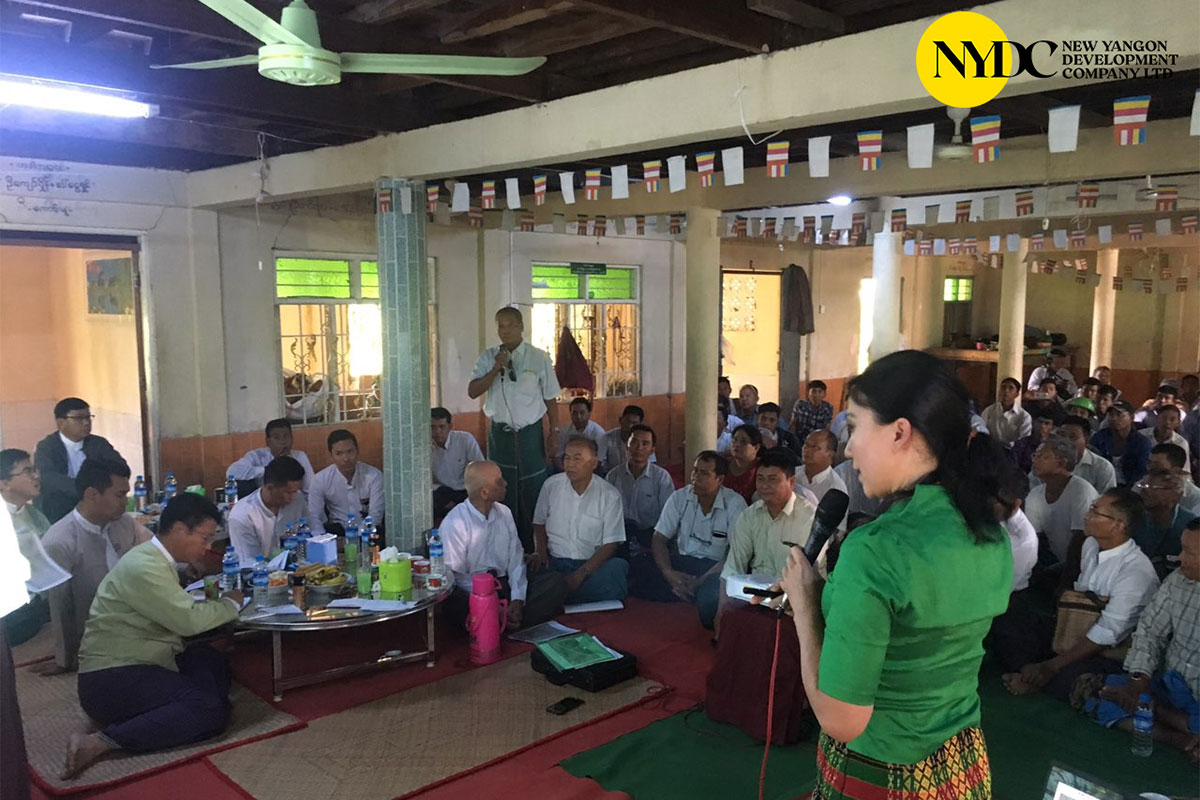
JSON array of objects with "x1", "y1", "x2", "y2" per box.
[
  {"x1": 508, "y1": 620, "x2": 580, "y2": 644},
  {"x1": 562, "y1": 600, "x2": 624, "y2": 615},
  {"x1": 326, "y1": 598, "x2": 415, "y2": 612},
  {"x1": 241, "y1": 603, "x2": 303, "y2": 619}
]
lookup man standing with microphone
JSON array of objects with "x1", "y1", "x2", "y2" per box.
[{"x1": 468, "y1": 307, "x2": 561, "y2": 551}]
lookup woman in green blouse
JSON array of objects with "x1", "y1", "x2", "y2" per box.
[{"x1": 778, "y1": 350, "x2": 1013, "y2": 799}]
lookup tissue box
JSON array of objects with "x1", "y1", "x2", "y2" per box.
[
  {"x1": 723, "y1": 572, "x2": 777, "y2": 601},
  {"x1": 306, "y1": 534, "x2": 338, "y2": 565}
]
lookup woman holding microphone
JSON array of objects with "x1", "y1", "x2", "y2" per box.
[{"x1": 777, "y1": 351, "x2": 1012, "y2": 798}]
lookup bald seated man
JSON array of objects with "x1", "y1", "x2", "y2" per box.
[{"x1": 440, "y1": 461, "x2": 568, "y2": 631}]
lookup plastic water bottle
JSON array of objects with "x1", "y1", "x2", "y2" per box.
[
  {"x1": 225, "y1": 475, "x2": 238, "y2": 507},
  {"x1": 358, "y1": 527, "x2": 373, "y2": 598},
  {"x1": 428, "y1": 529, "x2": 444, "y2": 577},
  {"x1": 251, "y1": 555, "x2": 270, "y2": 609},
  {"x1": 164, "y1": 472, "x2": 178, "y2": 501},
  {"x1": 1131, "y1": 693, "x2": 1154, "y2": 756},
  {"x1": 363, "y1": 516, "x2": 379, "y2": 564},
  {"x1": 283, "y1": 526, "x2": 298, "y2": 567},
  {"x1": 296, "y1": 518, "x2": 312, "y2": 563},
  {"x1": 221, "y1": 546, "x2": 240, "y2": 592},
  {"x1": 134, "y1": 475, "x2": 148, "y2": 512},
  {"x1": 344, "y1": 514, "x2": 359, "y2": 587}
]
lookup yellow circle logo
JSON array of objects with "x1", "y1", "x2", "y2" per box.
[{"x1": 916, "y1": 11, "x2": 1011, "y2": 108}]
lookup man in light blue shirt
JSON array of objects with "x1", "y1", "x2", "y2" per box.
[{"x1": 605, "y1": 425, "x2": 674, "y2": 554}]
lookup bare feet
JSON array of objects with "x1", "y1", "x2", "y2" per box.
[
  {"x1": 62, "y1": 732, "x2": 115, "y2": 780},
  {"x1": 1002, "y1": 672, "x2": 1037, "y2": 696},
  {"x1": 32, "y1": 662, "x2": 71, "y2": 677}
]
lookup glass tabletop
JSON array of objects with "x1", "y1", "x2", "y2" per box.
[{"x1": 236, "y1": 582, "x2": 452, "y2": 632}]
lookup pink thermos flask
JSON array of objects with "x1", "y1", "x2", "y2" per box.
[{"x1": 467, "y1": 572, "x2": 507, "y2": 665}]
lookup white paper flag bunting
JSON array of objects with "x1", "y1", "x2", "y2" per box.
[
  {"x1": 722, "y1": 147, "x2": 745, "y2": 186},
  {"x1": 808, "y1": 136, "x2": 831, "y2": 178},
  {"x1": 614, "y1": 216, "x2": 627, "y2": 236},
  {"x1": 907, "y1": 124, "x2": 935, "y2": 169},
  {"x1": 933, "y1": 238, "x2": 947, "y2": 255},
  {"x1": 1098, "y1": 225, "x2": 1113, "y2": 244},
  {"x1": 783, "y1": 218, "x2": 797, "y2": 240},
  {"x1": 559, "y1": 172, "x2": 575, "y2": 205},
  {"x1": 832, "y1": 209, "x2": 852, "y2": 230},
  {"x1": 451, "y1": 181, "x2": 470, "y2": 212},
  {"x1": 552, "y1": 213, "x2": 566, "y2": 234},
  {"x1": 1006, "y1": 233, "x2": 1021, "y2": 252},
  {"x1": 989, "y1": 234, "x2": 1002, "y2": 252},
  {"x1": 998, "y1": 191, "x2": 1016, "y2": 219},
  {"x1": 937, "y1": 201, "x2": 955, "y2": 224},
  {"x1": 774, "y1": 215, "x2": 786, "y2": 237},
  {"x1": 656, "y1": 214, "x2": 668, "y2": 233},
  {"x1": 1156, "y1": 218, "x2": 1173, "y2": 236},
  {"x1": 1048, "y1": 105, "x2": 1081, "y2": 153},
  {"x1": 399, "y1": 185, "x2": 413, "y2": 214},
  {"x1": 982, "y1": 197, "x2": 1000, "y2": 220},
  {"x1": 925, "y1": 205, "x2": 941, "y2": 225},
  {"x1": 500, "y1": 209, "x2": 515, "y2": 230},
  {"x1": 749, "y1": 217, "x2": 762, "y2": 237},
  {"x1": 667, "y1": 155, "x2": 687, "y2": 193},
  {"x1": 1053, "y1": 229, "x2": 1068, "y2": 249},
  {"x1": 904, "y1": 239, "x2": 916, "y2": 255},
  {"x1": 970, "y1": 196, "x2": 985, "y2": 220},
  {"x1": 505, "y1": 178, "x2": 521, "y2": 210},
  {"x1": 610, "y1": 165, "x2": 629, "y2": 200},
  {"x1": 1190, "y1": 88, "x2": 1200, "y2": 136},
  {"x1": 907, "y1": 204, "x2": 926, "y2": 225}
]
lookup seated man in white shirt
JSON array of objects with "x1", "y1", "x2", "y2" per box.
[
  {"x1": 1029, "y1": 418, "x2": 1118, "y2": 496},
  {"x1": 631, "y1": 451, "x2": 747, "y2": 629},
  {"x1": 1005, "y1": 487, "x2": 1159, "y2": 700},
  {"x1": 605, "y1": 425, "x2": 675, "y2": 554},
  {"x1": 1024, "y1": 435, "x2": 1099, "y2": 569},
  {"x1": 227, "y1": 419, "x2": 314, "y2": 497},
  {"x1": 227, "y1": 457, "x2": 306, "y2": 563},
  {"x1": 441, "y1": 461, "x2": 567, "y2": 631},
  {"x1": 599, "y1": 404, "x2": 644, "y2": 474},
  {"x1": 430, "y1": 408, "x2": 483, "y2": 519},
  {"x1": 531, "y1": 436, "x2": 627, "y2": 604},
  {"x1": 554, "y1": 397, "x2": 607, "y2": 472},
  {"x1": 796, "y1": 430, "x2": 847, "y2": 504},
  {"x1": 982, "y1": 377, "x2": 1033, "y2": 447},
  {"x1": 1140, "y1": 404, "x2": 1191, "y2": 464},
  {"x1": 309, "y1": 430, "x2": 384, "y2": 537}
]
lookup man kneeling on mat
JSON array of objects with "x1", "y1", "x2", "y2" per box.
[{"x1": 64, "y1": 493, "x2": 243, "y2": 778}]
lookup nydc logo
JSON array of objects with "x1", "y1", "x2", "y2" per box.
[{"x1": 916, "y1": 12, "x2": 1058, "y2": 107}]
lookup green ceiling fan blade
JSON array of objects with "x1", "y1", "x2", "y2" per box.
[
  {"x1": 340, "y1": 53, "x2": 546, "y2": 76},
  {"x1": 150, "y1": 55, "x2": 260, "y2": 70},
  {"x1": 196, "y1": 0, "x2": 312, "y2": 46}
]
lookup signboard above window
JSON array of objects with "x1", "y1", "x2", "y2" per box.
[{"x1": 532, "y1": 263, "x2": 637, "y2": 302}]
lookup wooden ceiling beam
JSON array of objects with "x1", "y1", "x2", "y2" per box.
[
  {"x1": 494, "y1": 12, "x2": 648, "y2": 58},
  {"x1": 548, "y1": 28, "x2": 683, "y2": 73},
  {"x1": 343, "y1": 0, "x2": 457, "y2": 24},
  {"x1": 572, "y1": 0, "x2": 813, "y2": 54},
  {"x1": 439, "y1": 0, "x2": 575, "y2": 45},
  {"x1": 745, "y1": 0, "x2": 844, "y2": 34}
]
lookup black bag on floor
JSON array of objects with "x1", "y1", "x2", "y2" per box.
[{"x1": 530, "y1": 648, "x2": 638, "y2": 692}]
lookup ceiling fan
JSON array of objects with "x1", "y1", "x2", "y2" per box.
[
  {"x1": 1133, "y1": 175, "x2": 1200, "y2": 202},
  {"x1": 934, "y1": 106, "x2": 973, "y2": 161},
  {"x1": 152, "y1": 0, "x2": 546, "y2": 87}
]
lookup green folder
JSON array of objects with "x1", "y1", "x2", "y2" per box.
[{"x1": 536, "y1": 632, "x2": 619, "y2": 672}]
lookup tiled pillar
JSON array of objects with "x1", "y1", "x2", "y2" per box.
[
  {"x1": 684, "y1": 206, "x2": 720, "y2": 468},
  {"x1": 376, "y1": 177, "x2": 431, "y2": 552},
  {"x1": 998, "y1": 238, "x2": 1029, "y2": 398}
]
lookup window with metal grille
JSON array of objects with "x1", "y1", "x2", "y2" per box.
[
  {"x1": 529, "y1": 264, "x2": 640, "y2": 398},
  {"x1": 943, "y1": 277, "x2": 973, "y2": 302}
]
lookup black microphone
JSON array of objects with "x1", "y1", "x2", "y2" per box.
[{"x1": 802, "y1": 489, "x2": 849, "y2": 565}]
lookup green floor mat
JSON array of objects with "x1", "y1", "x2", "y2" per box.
[
  {"x1": 563, "y1": 679, "x2": 1197, "y2": 800},
  {"x1": 561, "y1": 707, "x2": 818, "y2": 800}
]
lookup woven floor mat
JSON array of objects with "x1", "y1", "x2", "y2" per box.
[
  {"x1": 210, "y1": 655, "x2": 665, "y2": 800},
  {"x1": 15, "y1": 664, "x2": 303, "y2": 796},
  {"x1": 12, "y1": 624, "x2": 55, "y2": 668}
]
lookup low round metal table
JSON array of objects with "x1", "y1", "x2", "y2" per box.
[{"x1": 236, "y1": 582, "x2": 452, "y2": 701}]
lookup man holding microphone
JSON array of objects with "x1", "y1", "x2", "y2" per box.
[{"x1": 468, "y1": 307, "x2": 561, "y2": 551}]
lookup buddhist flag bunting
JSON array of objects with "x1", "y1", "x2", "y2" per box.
[
  {"x1": 376, "y1": 188, "x2": 392, "y2": 214},
  {"x1": 1070, "y1": 229, "x2": 1087, "y2": 248},
  {"x1": 851, "y1": 212, "x2": 866, "y2": 242},
  {"x1": 948, "y1": 238, "x2": 962, "y2": 255},
  {"x1": 802, "y1": 216, "x2": 816, "y2": 243},
  {"x1": 468, "y1": 204, "x2": 482, "y2": 227},
  {"x1": 1140, "y1": 278, "x2": 1155, "y2": 295},
  {"x1": 635, "y1": 215, "x2": 646, "y2": 235},
  {"x1": 559, "y1": 172, "x2": 575, "y2": 205},
  {"x1": 766, "y1": 141, "x2": 790, "y2": 178},
  {"x1": 669, "y1": 214, "x2": 684, "y2": 235},
  {"x1": 1076, "y1": 256, "x2": 1089, "y2": 272},
  {"x1": 576, "y1": 215, "x2": 589, "y2": 236},
  {"x1": 481, "y1": 180, "x2": 496, "y2": 209},
  {"x1": 1182, "y1": 214, "x2": 1198, "y2": 235},
  {"x1": 955, "y1": 200, "x2": 971, "y2": 223},
  {"x1": 733, "y1": 216, "x2": 748, "y2": 237},
  {"x1": 917, "y1": 238, "x2": 933, "y2": 255},
  {"x1": 763, "y1": 217, "x2": 777, "y2": 238},
  {"x1": 721, "y1": 147, "x2": 745, "y2": 186},
  {"x1": 426, "y1": 185, "x2": 439, "y2": 214},
  {"x1": 1048, "y1": 105, "x2": 1081, "y2": 153},
  {"x1": 890, "y1": 209, "x2": 907, "y2": 232},
  {"x1": 505, "y1": 177, "x2": 521, "y2": 210},
  {"x1": 1155, "y1": 186, "x2": 1178, "y2": 211},
  {"x1": 594, "y1": 216, "x2": 607, "y2": 236},
  {"x1": 643, "y1": 160, "x2": 661, "y2": 193},
  {"x1": 1074, "y1": 270, "x2": 1089, "y2": 286},
  {"x1": 1077, "y1": 183, "x2": 1099, "y2": 208},
  {"x1": 964, "y1": 236, "x2": 978, "y2": 254},
  {"x1": 533, "y1": 175, "x2": 547, "y2": 205},
  {"x1": 519, "y1": 212, "x2": 535, "y2": 232},
  {"x1": 610, "y1": 165, "x2": 629, "y2": 200},
  {"x1": 1112, "y1": 276, "x2": 1124, "y2": 291},
  {"x1": 857, "y1": 130, "x2": 882, "y2": 171},
  {"x1": 1113, "y1": 96, "x2": 1150, "y2": 145},
  {"x1": 1178, "y1": 277, "x2": 1190, "y2": 292},
  {"x1": 1015, "y1": 190, "x2": 1034, "y2": 217},
  {"x1": 970, "y1": 115, "x2": 1001, "y2": 163},
  {"x1": 696, "y1": 152, "x2": 716, "y2": 187},
  {"x1": 1128, "y1": 221, "x2": 1144, "y2": 241},
  {"x1": 1030, "y1": 232, "x2": 1044, "y2": 250},
  {"x1": 584, "y1": 169, "x2": 602, "y2": 201}
]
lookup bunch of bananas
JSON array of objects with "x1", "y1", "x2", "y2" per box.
[{"x1": 304, "y1": 565, "x2": 345, "y2": 586}]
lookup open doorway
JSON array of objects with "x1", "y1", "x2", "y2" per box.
[
  {"x1": 0, "y1": 238, "x2": 147, "y2": 480},
  {"x1": 720, "y1": 270, "x2": 782, "y2": 405}
]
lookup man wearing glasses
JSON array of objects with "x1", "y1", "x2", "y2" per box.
[
  {"x1": 34, "y1": 398, "x2": 126, "y2": 524},
  {"x1": 1134, "y1": 469, "x2": 1199, "y2": 579}
]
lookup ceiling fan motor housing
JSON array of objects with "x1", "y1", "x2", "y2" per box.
[{"x1": 258, "y1": 43, "x2": 342, "y2": 86}]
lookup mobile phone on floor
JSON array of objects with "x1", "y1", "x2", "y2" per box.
[{"x1": 546, "y1": 696, "x2": 585, "y2": 715}]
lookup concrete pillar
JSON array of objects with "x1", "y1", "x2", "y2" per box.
[
  {"x1": 868, "y1": 231, "x2": 902, "y2": 362},
  {"x1": 376, "y1": 177, "x2": 432, "y2": 552},
  {"x1": 778, "y1": 264, "x2": 804, "y2": 420},
  {"x1": 1090, "y1": 248, "x2": 1118, "y2": 374},
  {"x1": 998, "y1": 239, "x2": 1029, "y2": 397},
  {"x1": 685, "y1": 207, "x2": 721, "y2": 468}
]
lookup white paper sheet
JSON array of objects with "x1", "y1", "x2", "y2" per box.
[
  {"x1": 505, "y1": 177, "x2": 521, "y2": 210},
  {"x1": 907, "y1": 123, "x2": 934, "y2": 169},
  {"x1": 1053, "y1": 229, "x2": 1068, "y2": 249},
  {"x1": 559, "y1": 172, "x2": 575, "y2": 205},
  {"x1": 721, "y1": 147, "x2": 745, "y2": 186},
  {"x1": 398, "y1": 186, "x2": 412, "y2": 215},
  {"x1": 508, "y1": 620, "x2": 580, "y2": 643},
  {"x1": 1007, "y1": 233, "x2": 1021, "y2": 252},
  {"x1": 1191, "y1": 88, "x2": 1200, "y2": 136},
  {"x1": 563, "y1": 600, "x2": 624, "y2": 614},
  {"x1": 807, "y1": 136, "x2": 830, "y2": 178},
  {"x1": 1156, "y1": 218, "x2": 1173, "y2": 236},
  {"x1": 610, "y1": 165, "x2": 629, "y2": 199},
  {"x1": 1098, "y1": 225, "x2": 1113, "y2": 244},
  {"x1": 989, "y1": 234, "x2": 1002, "y2": 252},
  {"x1": 451, "y1": 181, "x2": 469, "y2": 212},
  {"x1": 1048, "y1": 105, "x2": 1081, "y2": 153},
  {"x1": 667, "y1": 155, "x2": 686, "y2": 193}
]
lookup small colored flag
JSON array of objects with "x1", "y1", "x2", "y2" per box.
[
  {"x1": 584, "y1": 169, "x2": 602, "y2": 201},
  {"x1": 1042, "y1": 259, "x2": 1057, "y2": 274},
  {"x1": 1113, "y1": 95, "x2": 1150, "y2": 145},
  {"x1": 533, "y1": 175, "x2": 547, "y2": 205},
  {"x1": 733, "y1": 216, "x2": 748, "y2": 237},
  {"x1": 377, "y1": 188, "x2": 392, "y2": 213},
  {"x1": 480, "y1": 180, "x2": 496, "y2": 209},
  {"x1": 643, "y1": 160, "x2": 661, "y2": 193},
  {"x1": 1155, "y1": 186, "x2": 1178, "y2": 212},
  {"x1": 635, "y1": 215, "x2": 645, "y2": 235},
  {"x1": 696, "y1": 152, "x2": 716, "y2": 187},
  {"x1": 1076, "y1": 257, "x2": 1089, "y2": 271},
  {"x1": 917, "y1": 238, "x2": 933, "y2": 255},
  {"x1": 468, "y1": 204, "x2": 482, "y2": 227},
  {"x1": 948, "y1": 238, "x2": 962, "y2": 255},
  {"x1": 576, "y1": 215, "x2": 589, "y2": 236},
  {"x1": 802, "y1": 216, "x2": 815, "y2": 243},
  {"x1": 963, "y1": 236, "x2": 977, "y2": 254},
  {"x1": 1177, "y1": 277, "x2": 1190, "y2": 292},
  {"x1": 1128, "y1": 222, "x2": 1144, "y2": 241},
  {"x1": 1140, "y1": 279, "x2": 1155, "y2": 295},
  {"x1": 970, "y1": 115, "x2": 1001, "y2": 163},
  {"x1": 669, "y1": 214, "x2": 683, "y2": 235},
  {"x1": 1070, "y1": 229, "x2": 1087, "y2": 248},
  {"x1": 1182, "y1": 214, "x2": 1198, "y2": 234},
  {"x1": 519, "y1": 212, "x2": 535, "y2": 232},
  {"x1": 857, "y1": 130, "x2": 882, "y2": 171},
  {"x1": 1112, "y1": 276, "x2": 1124, "y2": 291},
  {"x1": 1030, "y1": 232, "x2": 1044, "y2": 251},
  {"x1": 763, "y1": 217, "x2": 777, "y2": 238},
  {"x1": 594, "y1": 215, "x2": 607, "y2": 236},
  {"x1": 425, "y1": 185, "x2": 439, "y2": 214},
  {"x1": 955, "y1": 200, "x2": 971, "y2": 223},
  {"x1": 1077, "y1": 183, "x2": 1099, "y2": 208},
  {"x1": 851, "y1": 212, "x2": 866, "y2": 243},
  {"x1": 1015, "y1": 190, "x2": 1034, "y2": 216},
  {"x1": 890, "y1": 208, "x2": 906, "y2": 232},
  {"x1": 766, "y1": 141, "x2": 790, "y2": 178}
]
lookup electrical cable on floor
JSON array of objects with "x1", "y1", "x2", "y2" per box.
[{"x1": 758, "y1": 611, "x2": 784, "y2": 800}]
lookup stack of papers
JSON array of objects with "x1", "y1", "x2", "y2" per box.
[
  {"x1": 536, "y1": 633, "x2": 621, "y2": 671},
  {"x1": 326, "y1": 598, "x2": 416, "y2": 612},
  {"x1": 509, "y1": 620, "x2": 579, "y2": 644}
]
